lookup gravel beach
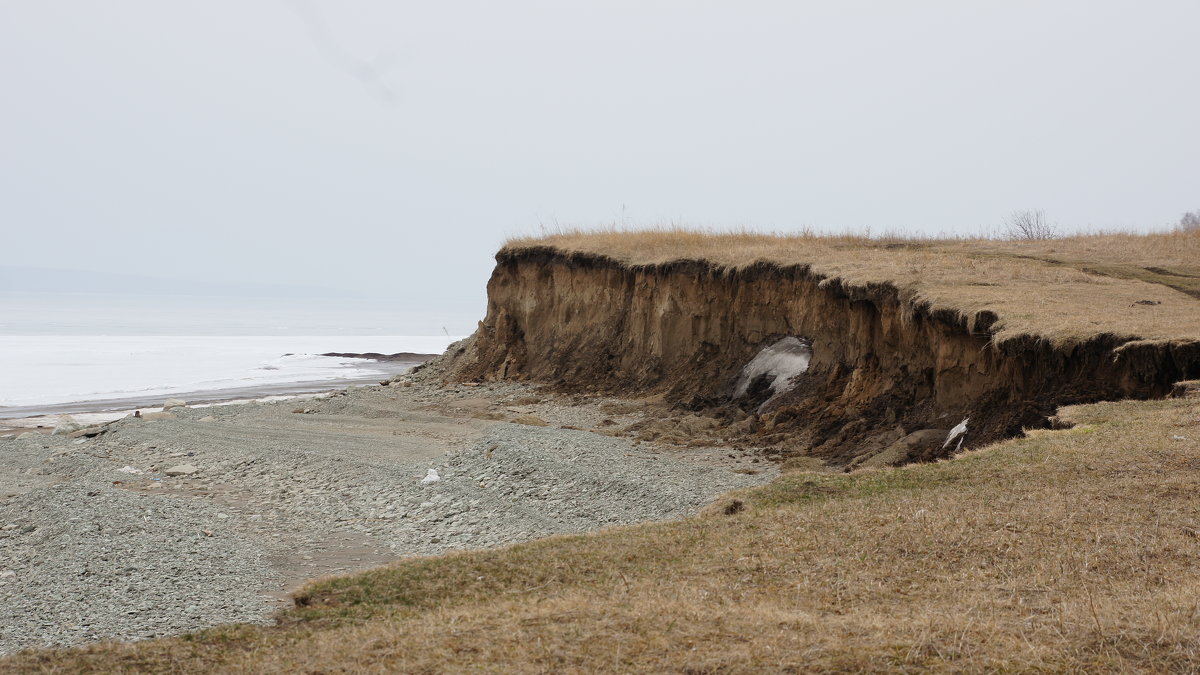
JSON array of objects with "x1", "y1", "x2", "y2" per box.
[{"x1": 0, "y1": 372, "x2": 774, "y2": 655}]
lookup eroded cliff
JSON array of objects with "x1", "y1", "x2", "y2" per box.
[{"x1": 448, "y1": 246, "x2": 1200, "y2": 466}]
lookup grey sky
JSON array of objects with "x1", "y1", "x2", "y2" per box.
[{"x1": 2, "y1": 2, "x2": 1197, "y2": 319}]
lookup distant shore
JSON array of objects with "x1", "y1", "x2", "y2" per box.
[{"x1": 0, "y1": 353, "x2": 436, "y2": 436}]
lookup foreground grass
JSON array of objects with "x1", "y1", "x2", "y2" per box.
[
  {"x1": 506, "y1": 229, "x2": 1200, "y2": 346},
  {"x1": 10, "y1": 395, "x2": 1200, "y2": 672}
]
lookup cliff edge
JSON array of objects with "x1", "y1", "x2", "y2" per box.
[{"x1": 446, "y1": 231, "x2": 1200, "y2": 466}]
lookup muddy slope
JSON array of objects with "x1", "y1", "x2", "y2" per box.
[{"x1": 449, "y1": 247, "x2": 1200, "y2": 465}]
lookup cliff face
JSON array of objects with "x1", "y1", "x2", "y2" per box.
[{"x1": 451, "y1": 247, "x2": 1200, "y2": 465}]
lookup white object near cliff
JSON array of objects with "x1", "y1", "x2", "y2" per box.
[
  {"x1": 943, "y1": 417, "x2": 969, "y2": 450},
  {"x1": 421, "y1": 468, "x2": 441, "y2": 485},
  {"x1": 731, "y1": 337, "x2": 812, "y2": 411},
  {"x1": 162, "y1": 399, "x2": 187, "y2": 410}
]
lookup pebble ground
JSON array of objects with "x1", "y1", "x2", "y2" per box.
[{"x1": 0, "y1": 373, "x2": 774, "y2": 655}]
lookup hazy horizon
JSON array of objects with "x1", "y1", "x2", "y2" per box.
[{"x1": 3, "y1": 1, "x2": 1197, "y2": 323}]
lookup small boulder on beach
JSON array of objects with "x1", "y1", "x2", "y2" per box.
[
  {"x1": 52, "y1": 416, "x2": 84, "y2": 435},
  {"x1": 164, "y1": 464, "x2": 199, "y2": 477},
  {"x1": 163, "y1": 399, "x2": 187, "y2": 410}
]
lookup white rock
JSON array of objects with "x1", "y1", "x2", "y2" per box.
[
  {"x1": 0, "y1": 570, "x2": 15, "y2": 579},
  {"x1": 421, "y1": 468, "x2": 441, "y2": 485},
  {"x1": 163, "y1": 399, "x2": 187, "y2": 410},
  {"x1": 117, "y1": 466, "x2": 144, "y2": 475},
  {"x1": 16, "y1": 432, "x2": 38, "y2": 440},
  {"x1": 52, "y1": 415, "x2": 84, "y2": 435},
  {"x1": 164, "y1": 464, "x2": 199, "y2": 476}
]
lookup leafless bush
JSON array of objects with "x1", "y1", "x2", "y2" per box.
[
  {"x1": 1179, "y1": 210, "x2": 1200, "y2": 232},
  {"x1": 1002, "y1": 209, "x2": 1058, "y2": 240}
]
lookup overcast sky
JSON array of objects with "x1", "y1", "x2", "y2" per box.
[{"x1": 2, "y1": 1, "x2": 1197, "y2": 317}]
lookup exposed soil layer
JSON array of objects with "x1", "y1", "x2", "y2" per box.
[{"x1": 448, "y1": 247, "x2": 1200, "y2": 466}]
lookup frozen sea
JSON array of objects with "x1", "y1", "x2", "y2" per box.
[{"x1": 0, "y1": 291, "x2": 472, "y2": 419}]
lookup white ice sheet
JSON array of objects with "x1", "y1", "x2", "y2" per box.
[{"x1": 0, "y1": 335, "x2": 460, "y2": 409}]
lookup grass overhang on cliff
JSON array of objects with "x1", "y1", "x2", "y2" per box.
[{"x1": 502, "y1": 228, "x2": 1200, "y2": 349}]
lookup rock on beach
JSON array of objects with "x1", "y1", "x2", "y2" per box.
[
  {"x1": 164, "y1": 464, "x2": 199, "y2": 477},
  {"x1": 51, "y1": 416, "x2": 83, "y2": 435}
]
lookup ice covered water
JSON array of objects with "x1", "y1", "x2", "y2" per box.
[
  {"x1": 0, "y1": 290, "x2": 473, "y2": 417},
  {"x1": 0, "y1": 335, "x2": 459, "y2": 415}
]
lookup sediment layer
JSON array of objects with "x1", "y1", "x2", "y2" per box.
[{"x1": 450, "y1": 246, "x2": 1200, "y2": 464}]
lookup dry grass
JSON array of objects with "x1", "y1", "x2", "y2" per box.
[
  {"x1": 505, "y1": 228, "x2": 1200, "y2": 346},
  {"x1": 10, "y1": 395, "x2": 1200, "y2": 673}
]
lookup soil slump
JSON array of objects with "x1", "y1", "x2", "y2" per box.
[{"x1": 450, "y1": 247, "x2": 1200, "y2": 466}]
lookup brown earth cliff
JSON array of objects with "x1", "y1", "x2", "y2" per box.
[{"x1": 447, "y1": 244, "x2": 1200, "y2": 467}]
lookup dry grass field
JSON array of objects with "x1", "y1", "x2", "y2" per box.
[{"x1": 506, "y1": 228, "x2": 1200, "y2": 346}]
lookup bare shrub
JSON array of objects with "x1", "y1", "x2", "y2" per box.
[
  {"x1": 1179, "y1": 210, "x2": 1200, "y2": 231},
  {"x1": 1002, "y1": 209, "x2": 1058, "y2": 240}
]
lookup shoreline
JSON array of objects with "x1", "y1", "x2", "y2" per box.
[
  {"x1": 0, "y1": 355, "x2": 435, "y2": 436},
  {"x1": 0, "y1": 368, "x2": 773, "y2": 656}
]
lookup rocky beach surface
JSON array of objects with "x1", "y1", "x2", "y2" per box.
[{"x1": 0, "y1": 363, "x2": 774, "y2": 655}]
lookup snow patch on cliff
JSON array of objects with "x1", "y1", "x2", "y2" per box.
[{"x1": 732, "y1": 337, "x2": 812, "y2": 410}]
